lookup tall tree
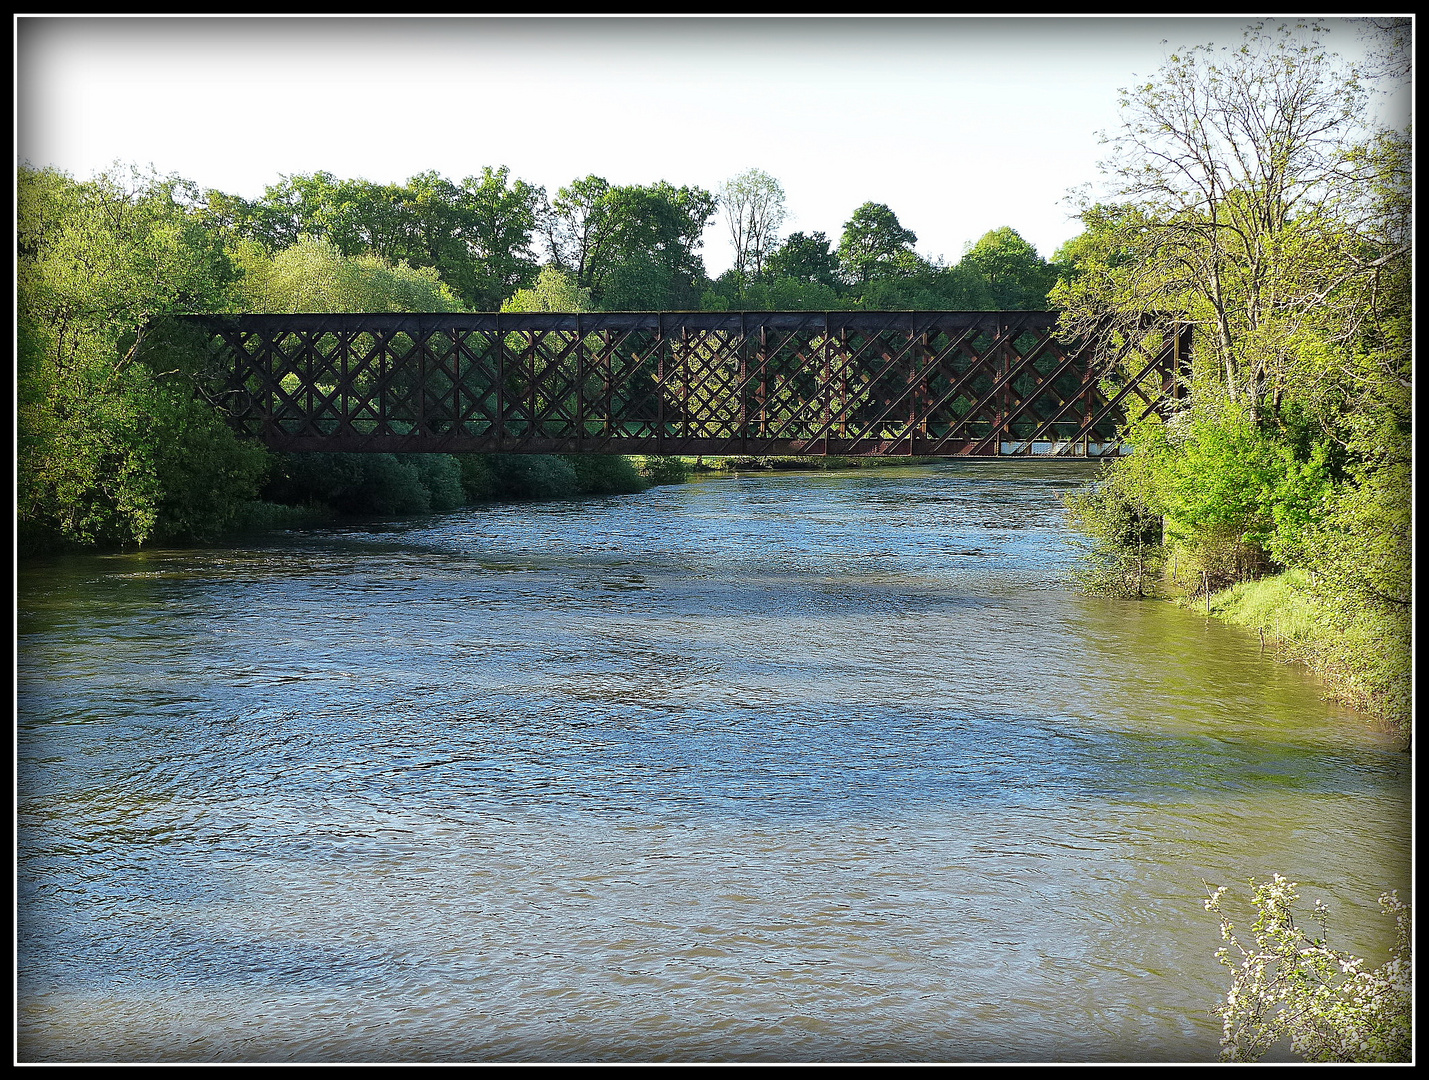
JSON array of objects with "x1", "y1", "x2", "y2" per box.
[
  {"x1": 957, "y1": 227, "x2": 1057, "y2": 309},
  {"x1": 541, "y1": 174, "x2": 615, "y2": 289},
  {"x1": 543, "y1": 177, "x2": 717, "y2": 309},
  {"x1": 836, "y1": 202, "x2": 918, "y2": 286},
  {"x1": 440, "y1": 167, "x2": 545, "y2": 308},
  {"x1": 1055, "y1": 21, "x2": 1389, "y2": 422},
  {"x1": 766, "y1": 230, "x2": 841, "y2": 290},
  {"x1": 19, "y1": 164, "x2": 267, "y2": 548},
  {"x1": 719, "y1": 168, "x2": 787, "y2": 281}
]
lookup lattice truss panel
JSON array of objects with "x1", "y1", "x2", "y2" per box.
[{"x1": 178, "y1": 312, "x2": 1187, "y2": 457}]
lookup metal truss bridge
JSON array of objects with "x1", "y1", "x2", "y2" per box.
[{"x1": 176, "y1": 311, "x2": 1187, "y2": 458}]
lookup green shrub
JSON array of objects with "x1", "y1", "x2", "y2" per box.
[
  {"x1": 485, "y1": 454, "x2": 580, "y2": 500},
  {"x1": 1064, "y1": 465, "x2": 1163, "y2": 548},
  {"x1": 1116, "y1": 407, "x2": 1335, "y2": 589},
  {"x1": 1062, "y1": 464, "x2": 1165, "y2": 597},
  {"x1": 453, "y1": 454, "x2": 497, "y2": 502},
  {"x1": 18, "y1": 166, "x2": 260, "y2": 551},
  {"x1": 331, "y1": 455, "x2": 431, "y2": 515},
  {"x1": 406, "y1": 454, "x2": 466, "y2": 512},
  {"x1": 18, "y1": 358, "x2": 270, "y2": 551},
  {"x1": 262, "y1": 452, "x2": 464, "y2": 517},
  {"x1": 264, "y1": 452, "x2": 656, "y2": 515},
  {"x1": 637, "y1": 455, "x2": 692, "y2": 485},
  {"x1": 561, "y1": 454, "x2": 650, "y2": 495},
  {"x1": 147, "y1": 383, "x2": 274, "y2": 543}
]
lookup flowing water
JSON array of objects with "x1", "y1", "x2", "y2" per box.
[{"x1": 16, "y1": 462, "x2": 1410, "y2": 1063}]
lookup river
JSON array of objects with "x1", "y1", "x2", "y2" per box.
[{"x1": 15, "y1": 462, "x2": 1410, "y2": 1063}]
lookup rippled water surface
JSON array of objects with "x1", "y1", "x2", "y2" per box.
[{"x1": 17, "y1": 463, "x2": 1410, "y2": 1062}]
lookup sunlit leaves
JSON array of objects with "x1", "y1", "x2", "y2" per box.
[
  {"x1": 18, "y1": 164, "x2": 267, "y2": 549},
  {"x1": 233, "y1": 237, "x2": 461, "y2": 313},
  {"x1": 216, "y1": 167, "x2": 545, "y2": 309}
]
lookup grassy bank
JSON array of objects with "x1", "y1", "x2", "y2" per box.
[{"x1": 1191, "y1": 570, "x2": 1411, "y2": 743}]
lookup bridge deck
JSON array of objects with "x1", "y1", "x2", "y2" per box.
[{"x1": 175, "y1": 311, "x2": 1187, "y2": 458}]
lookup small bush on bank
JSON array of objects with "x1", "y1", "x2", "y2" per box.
[
  {"x1": 637, "y1": 455, "x2": 692, "y2": 485},
  {"x1": 1067, "y1": 541, "x2": 1166, "y2": 599},
  {"x1": 262, "y1": 452, "x2": 464, "y2": 517},
  {"x1": 1062, "y1": 464, "x2": 1166, "y2": 598},
  {"x1": 561, "y1": 454, "x2": 650, "y2": 495},
  {"x1": 484, "y1": 454, "x2": 580, "y2": 501}
]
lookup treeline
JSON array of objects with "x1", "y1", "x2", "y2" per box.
[
  {"x1": 205, "y1": 165, "x2": 1062, "y2": 314},
  {"x1": 18, "y1": 157, "x2": 1057, "y2": 554},
  {"x1": 1056, "y1": 22, "x2": 1411, "y2": 734}
]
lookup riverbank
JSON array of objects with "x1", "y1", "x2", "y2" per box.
[
  {"x1": 691, "y1": 455, "x2": 936, "y2": 472},
  {"x1": 211, "y1": 455, "x2": 932, "y2": 542},
  {"x1": 1187, "y1": 571, "x2": 1411, "y2": 746},
  {"x1": 17, "y1": 451, "x2": 934, "y2": 560},
  {"x1": 17, "y1": 452, "x2": 692, "y2": 558}
]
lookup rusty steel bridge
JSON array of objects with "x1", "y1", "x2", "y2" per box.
[{"x1": 177, "y1": 311, "x2": 1188, "y2": 458}]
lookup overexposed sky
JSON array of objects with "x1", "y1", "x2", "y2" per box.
[{"x1": 15, "y1": 15, "x2": 1404, "y2": 277}]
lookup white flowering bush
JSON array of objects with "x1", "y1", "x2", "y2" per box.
[{"x1": 1204, "y1": 875, "x2": 1411, "y2": 1062}]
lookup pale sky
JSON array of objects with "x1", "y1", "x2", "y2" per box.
[{"x1": 14, "y1": 15, "x2": 1406, "y2": 277}]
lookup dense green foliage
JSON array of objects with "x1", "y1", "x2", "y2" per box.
[
  {"x1": 836, "y1": 202, "x2": 920, "y2": 286},
  {"x1": 960, "y1": 227, "x2": 1061, "y2": 309},
  {"x1": 500, "y1": 264, "x2": 594, "y2": 314},
  {"x1": 18, "y1": 165, "x2": 270, "y2": 550},
  {"x1": 636, "y1": 456, "x2": 693, "y2": 485},
  {"x1": 261, "y1": 450, "x2": 656, "y2": 515},
  {"x1": 207, "y1": 167, "x2": 545, "y2": 309},
  {"x1": 232, "y1": 237, "x2": 462, "y2": 313},
  {"x1": 541, "y1": 174, "x2": 718, "y2": 310},
  {"x1": 262, "y1": 452, "x2": 465, "y2": 516},
  {"x1": 703, "y1": 215, "x2": 1058, "y2": 313},
  {"x1": 1056, "y1": 22, "x2": 1411, "y2": 733},
  {"x1": 18, "y1": 163, "x2": 702, "y2": 551}
]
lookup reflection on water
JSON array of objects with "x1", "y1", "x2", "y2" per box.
[{"x1": 17, "y1": 463, "x2": 1409, "y2": 1062}]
